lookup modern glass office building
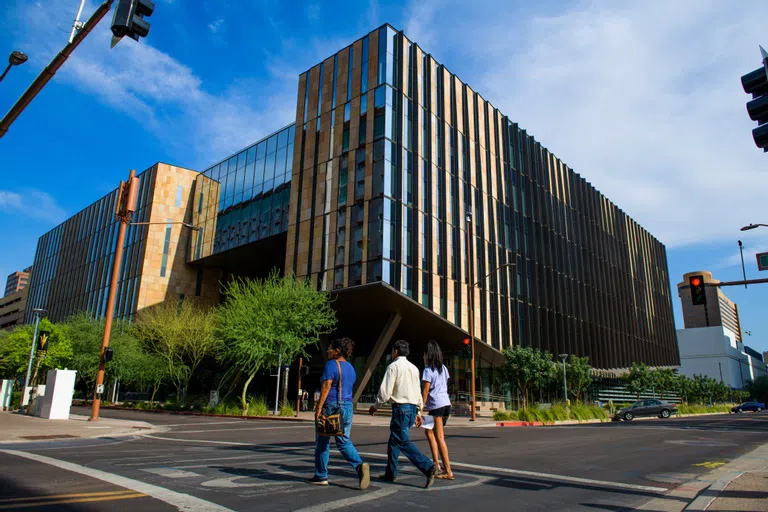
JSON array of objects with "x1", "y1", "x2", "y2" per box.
[{"x1": 25, "y1": 25, "x2": 679, "y2": 383}]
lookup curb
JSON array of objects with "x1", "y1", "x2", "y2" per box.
[
  {"x1": 73, "y1": 404, "x2": 311, "y2": 422},
  {"x1": 495, "y1": 410, "x2": 733, "y2": 427}
]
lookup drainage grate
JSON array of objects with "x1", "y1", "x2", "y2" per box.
[{"x1": 20, "y1": 434, "x2": 79, "y2": 440}]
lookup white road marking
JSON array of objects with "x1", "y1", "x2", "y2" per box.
[
  {"x1": 119, "y1": 453, "x2": 288, "y2": 467},
  {"x1": 202, "y1": 471, "x2": 295, "y2": 489},
  {"x1": 171, "y1": 426, "x2": 311, "y2": 434},
  {"x1": 135, "y1": 435, "x2": 667, "y2": 495},
  {"x1": 142, "y1": 435, "x2": 252, "y2": 446},
  {"x1": 142, "y1": 467, "x2": 202, "y2": 479},
  {"x1": 292, "y1": 488, "x2": 399, "y2": 512},
  {"x1": 0, "y1": 449, "x2": 233, "y2": 512},
  {"x1": 162, "y1": 421, "x2": 254, "y2": 427},
  {"x1": 175, "y1": 456, "x2": 296, "y2": 469},
  {"x1": 357, "y1": 451, "x2": 668, "y2": 493}
]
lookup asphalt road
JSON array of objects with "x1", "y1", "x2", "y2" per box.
[{"x1": 0, "y1": 408, "x2": 766, "y2": 511}]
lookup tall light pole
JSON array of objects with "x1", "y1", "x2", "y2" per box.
[
  {"x1": 559, "y1": 354, "x2": 568, "y2": 406},
  {"x1": 90, "y1": 170, "x2": 138, "y2": 421},
  {"x1": 465, "y1": 212, "x2": 516, "y2": 420},
  {"x1": 0, "y1": 51, "x2": 28, "y2": 82},
  {"x1": 741, "y1": 223, "x2": 768, "y2": 231},
  {"x1": 465, "y1": 214, "x2": 476, "y2": 421},
  {"x1": 22, "y1": 307, "x2": 47, "y2": 412}
]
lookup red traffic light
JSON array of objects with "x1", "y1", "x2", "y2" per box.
[
  {"x1": 690, "y1": 277, "x2": 702, "y2": 287},
  {"x1": 463, "y1": 338, "x2": 470, "y2": 346}
]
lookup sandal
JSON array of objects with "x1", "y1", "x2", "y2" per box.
[{"x1": 436, "y1": 472, "x2": 455, "y2": 480}]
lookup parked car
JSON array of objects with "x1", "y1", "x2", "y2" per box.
[
  {"x1": 614, "y1": 399, "x2": 677, "y2": 421},
  {"x1": 730, "y1": 402, "x2": 765, "y2": 413}
]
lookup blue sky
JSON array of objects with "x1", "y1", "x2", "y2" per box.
[{"x1": 1, "y1": 0, "x2": 768, "y2": 354}]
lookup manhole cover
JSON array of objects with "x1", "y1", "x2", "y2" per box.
[{"x1": 20, "y1": 434, "x2": 79, "y2": 440}]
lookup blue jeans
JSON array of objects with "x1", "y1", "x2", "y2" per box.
[
  {"x1": 386, "y1": 403, "x2": 434, "y2": 478},
  {"x1": 314, "y1": 402, "x2": 363, "y2": 479}
]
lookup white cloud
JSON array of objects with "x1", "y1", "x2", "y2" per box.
[
  {"x1": 0, "y1": 189, "x2": 66, "y2": 223},
  {"x1": 208, "y1": 18, "x2": 224, "y2": 33},
  {"x1": 402, "y1": 0, "x2": 768, "y2": 248}
]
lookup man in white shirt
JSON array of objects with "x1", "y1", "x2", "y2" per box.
[{"x1": 369, "y1": 340, "x2": 437, "y2": 488}]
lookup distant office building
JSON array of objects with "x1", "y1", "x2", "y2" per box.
[
  {"x1": 677, "y1": 326, "x2": 767, "y2": 388},
  {"x1": 26, "y1": 24, "x2": 678, "y2": 391},
  {"x1": 677, "y1": 271, "x2": 742, "y2": 343},
  {"x1": 0, "y1": 286, "x2": 28, "y2": 330},
  {"x1": 5, "y1": 266, "x2": 32, "y2": 297}
]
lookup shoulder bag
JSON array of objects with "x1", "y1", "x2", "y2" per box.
[{"x1": 317, "y1": 360, "x2": 344, "y2": 436}]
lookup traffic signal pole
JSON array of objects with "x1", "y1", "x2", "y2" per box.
[
  {"x1": 0, "y1": 0, "x2": 114, "y2": 139},
  {"x1": 90, "y1": 170, "x2": 138, "y2": 421}
]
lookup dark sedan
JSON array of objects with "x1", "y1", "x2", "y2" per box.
[
  {"x1": 731, "y1": 402, "x2": 765, "y2": 413},
  {"x1": 614, "y1": 399, "x2": 678, "y2": 421}
]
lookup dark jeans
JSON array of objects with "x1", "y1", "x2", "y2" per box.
[
  {"x1": 314, "y1": 402, "x2": 363, "y2": 479},
  {"x1": 386, "y1": 403, "x2": 434, "y2": 478}
]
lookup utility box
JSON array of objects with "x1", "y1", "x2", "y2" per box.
[
  {"x1": 0, "y1": 380, "x2": 13, "y2": 411},
  {"x1": 26, "y1": 385, "x2": 46, "y2": 416},
  {"x1": 39, "y1": 369, "x2": 77, "y2": 420}
]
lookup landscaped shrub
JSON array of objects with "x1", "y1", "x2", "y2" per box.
[
  {"x1": 549, "y1": 404, "x2": 570, "y2": 421},
  {"x1": 493, "y1": 411, "x2": 509, "y2": 421},
  {"x1": 207, "y1": 401, "x2": 241, "y2": 416},
  {"x1": 11, "y1": 391, "x2": 21, "y2": 410},
  {"x1": 279, "y1": 402, "x2": 295, "y2": 417},
  {"x1": 678, "y1": 404, "x2": 732, "y2": 415},
  {"x1": 246, "y1": 398, "x2": 269, "y2": 417}
]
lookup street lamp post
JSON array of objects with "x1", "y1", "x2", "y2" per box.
[
  {"x1": 740, "y1": 223, "x2": 768, "y2": 231},
  {"x1": 559, "y1": 354, "x2": 568, "y2": 406},
  {"x1": 0, "y1": 51, "x2": 28, "y2": 82},
  {"x1": 465, "y1": 213, "x2": 516, "y2": 421},
  {"x1": 21, "y1": 308, "x2": 47, "y2": 412}
]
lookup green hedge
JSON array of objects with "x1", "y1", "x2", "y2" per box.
[{"x1": 677, "y1": 404, "x2": 732, "y2": 415}]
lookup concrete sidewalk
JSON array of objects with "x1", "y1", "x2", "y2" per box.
[
  {"x1": 687, "y1": 442, "x2": 768, "y2": 511},
  {"x1": 0, "y1": 411, "x2": 160, "y2": 443},
  {"x1": 639, "y1": 442, "x2": 768, "y2": 511}
]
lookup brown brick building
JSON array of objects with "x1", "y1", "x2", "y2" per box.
[{"x1": 5, "y1": 266, "x2": 32, "y2": 297}]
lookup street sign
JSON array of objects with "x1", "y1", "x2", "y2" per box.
[
  {"x1": 96, "y1": 384, "x2": 105, "y2": 394},
  {"x1": 757, "y1": 252, "x2": 768, "y2": 271}
]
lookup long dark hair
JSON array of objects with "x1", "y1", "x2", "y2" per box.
[{"x1": 424, "y1": 340, "x2": 444, "y2": 373}]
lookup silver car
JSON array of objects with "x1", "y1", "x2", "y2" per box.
[{"x1": 614, "y1": 399, "x2": 677, "y2": 421}]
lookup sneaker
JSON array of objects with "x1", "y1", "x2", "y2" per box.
[
  {"x1": 308, "y1": 476, "x2": 329, "y2": 485},
  {"x1": 424, "y1": 465, "x2": 437, "y2": 489},
  {"x1": 378, "y1": 473, "x2": 396, "y2": 482},
  {"x1": 357, "y1": 463, "x2": 370, "y2": 490}
]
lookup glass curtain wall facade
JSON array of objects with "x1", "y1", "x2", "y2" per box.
[
  {"x1": 25, "y1": 168, "x2": 156, "y2": 323},
  {"x1": 190, "y1": 125, "x2": 295, "y2": 261},
  {"x1": 285, "y1": 24, "x2": 678, "y2": 369}
]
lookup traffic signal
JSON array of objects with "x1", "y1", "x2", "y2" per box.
[
  {"x1": 741, "y1": 46, "x2": 768, "y2": 151},
  {"x1": 111, "y1": 0, "x2": 155, "y2": 45},
  {"x1": 104, "y1": 347, "x2": 114, "y2": 363},
  {"x1": 462, "y1": 337, "x2": 472, "y2": 359},
  {"x1": 689, "y1": 275, "x2": 707, "y2": 306}
]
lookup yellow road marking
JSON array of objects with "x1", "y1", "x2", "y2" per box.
[
  {"x1": 0, "y1": 490, "x2": 138, "y2": 504},
  {"x1": 693, "y1": 461, "x2": 726, "y2": 469},
  {"x1": 0, "y1": 492, "x2": 146, "y2": 509}
]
